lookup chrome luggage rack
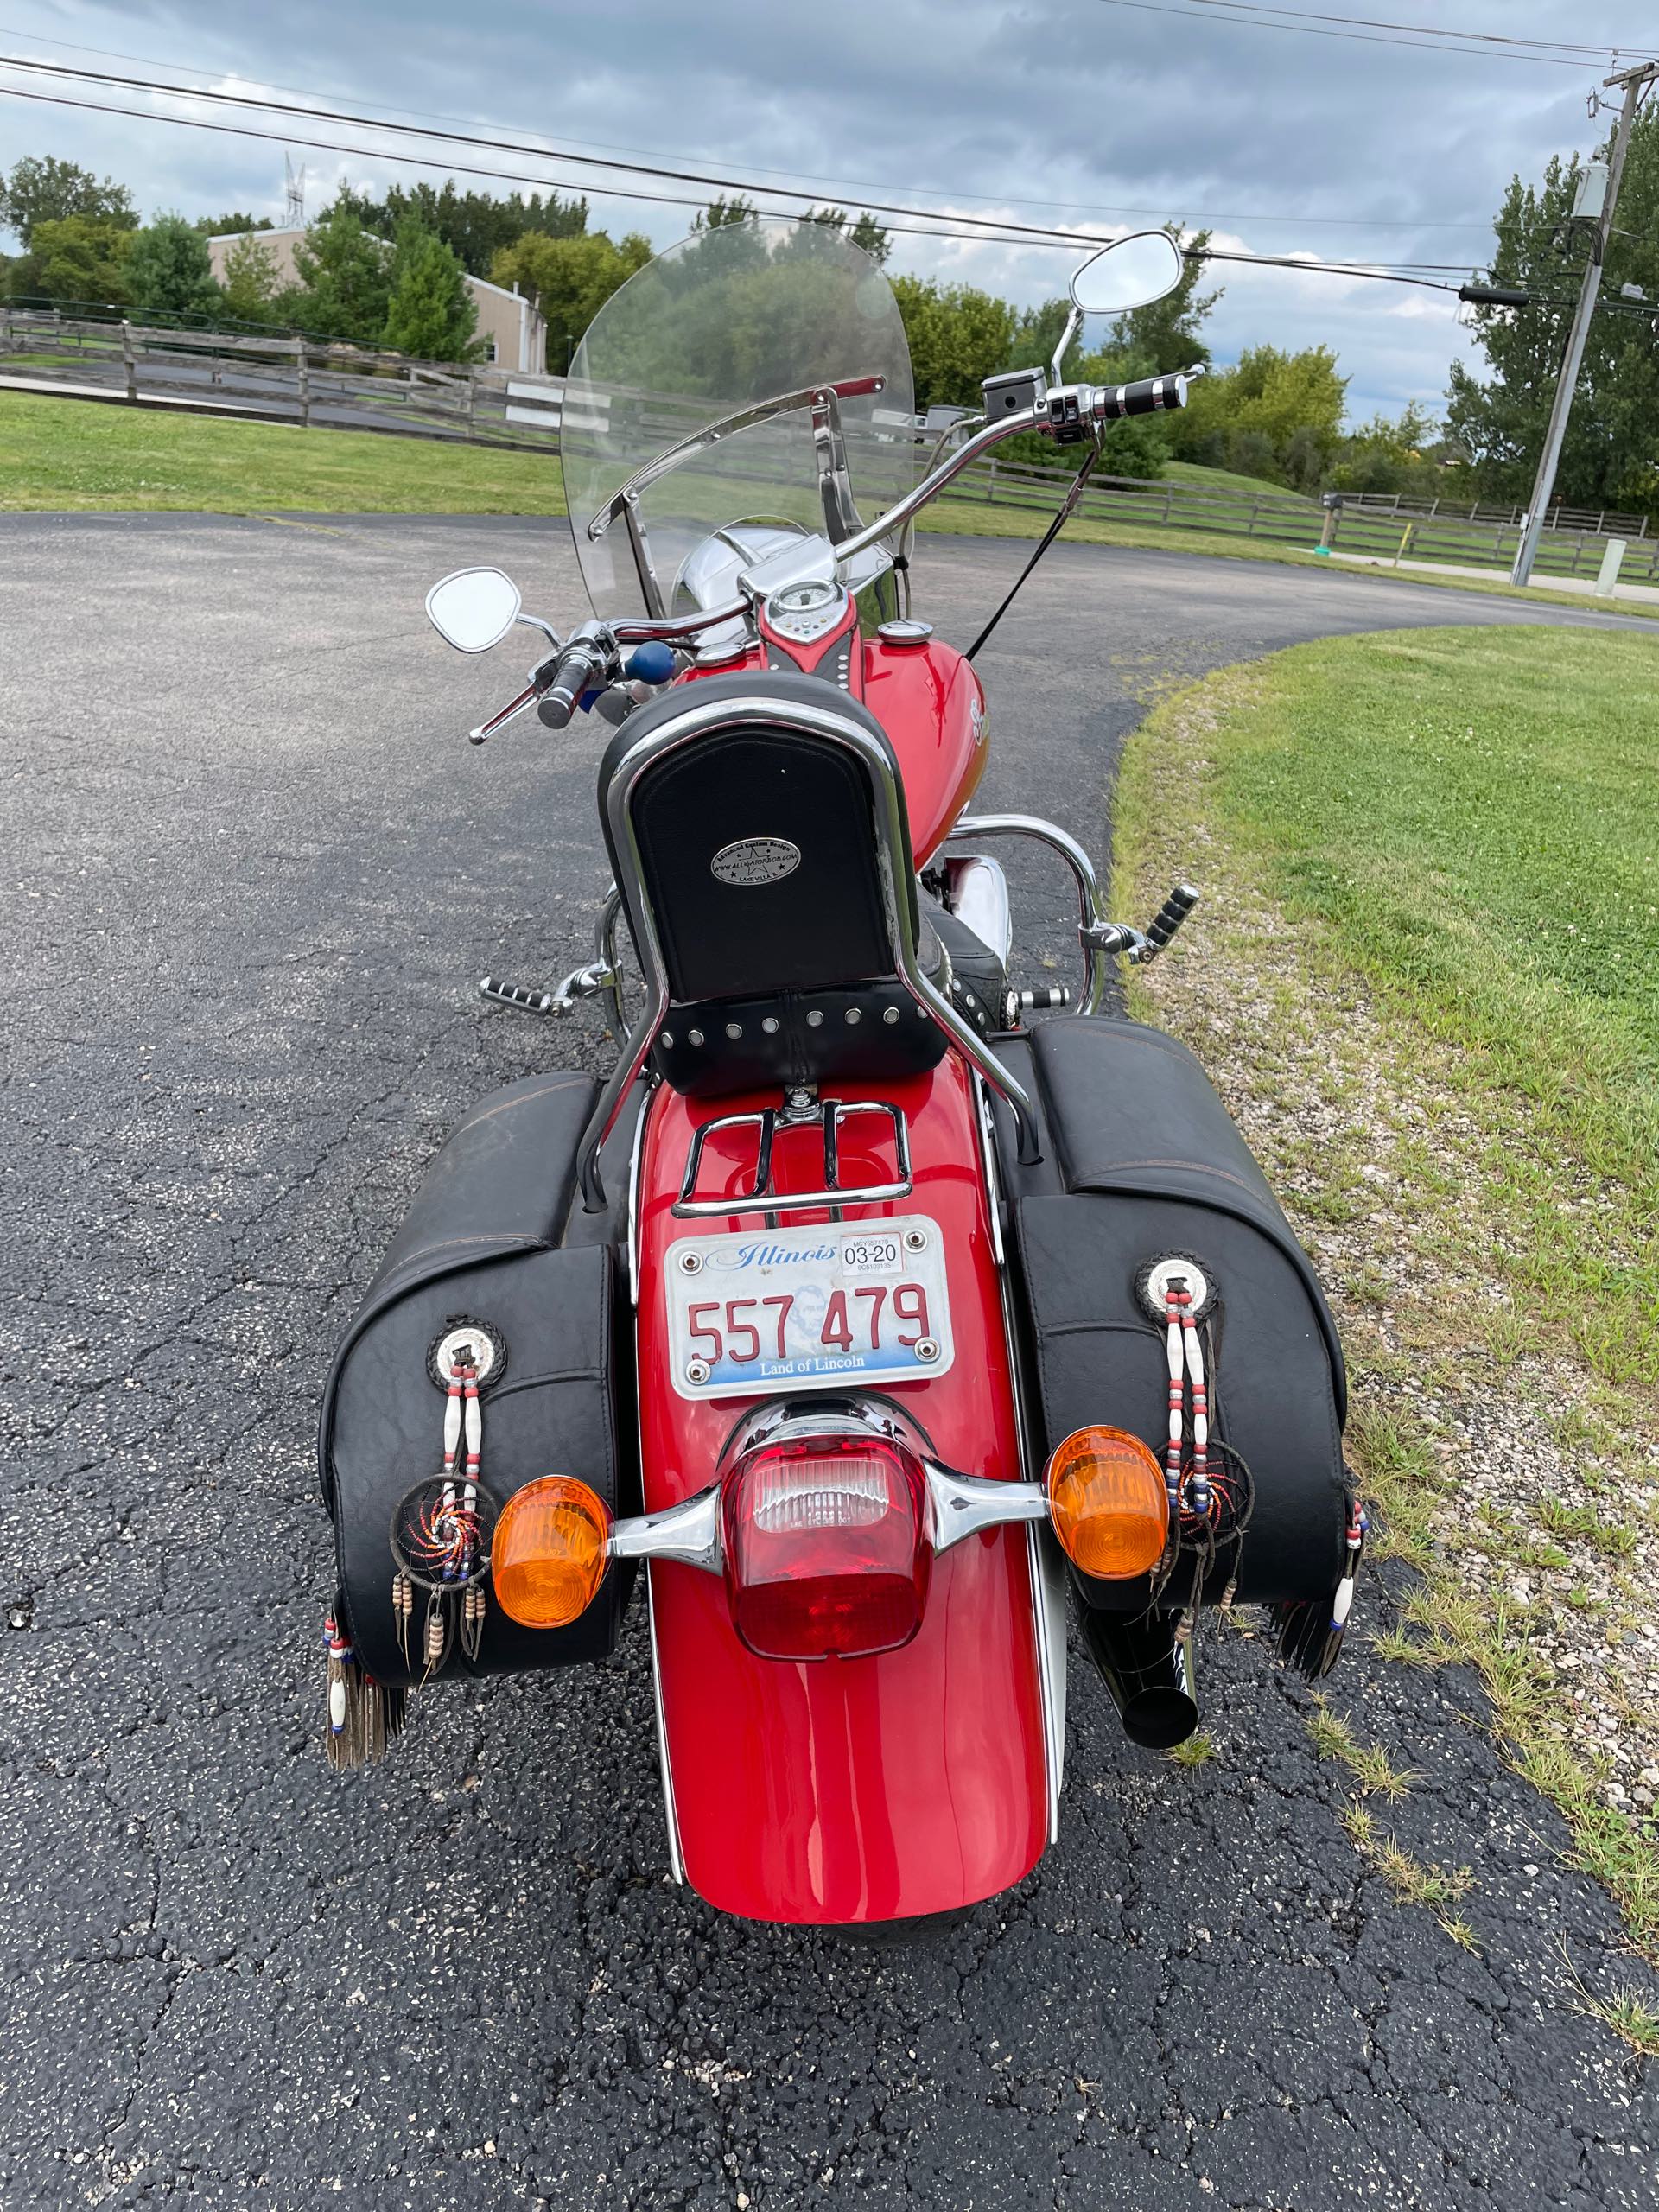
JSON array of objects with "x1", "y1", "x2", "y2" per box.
[{"x1": 671, "y1": 1096, "x2": 912, "y2": 1220}]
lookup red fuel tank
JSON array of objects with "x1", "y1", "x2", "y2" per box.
[{"x1": 861, "y1": 632, "x2": 988, "y2": 865}]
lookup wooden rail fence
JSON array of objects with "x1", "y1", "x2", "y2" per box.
[{"x1": 3, "y1": 309, "x2": 1652, "y2": 587}]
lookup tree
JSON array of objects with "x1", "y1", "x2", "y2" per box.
[
  {"x1": 696, "y1": 195, "x2": 760, "y2": 232},
  {"x1": 368, "y1": 181, "x2": 587, "y2": 276},
  {"x1": 1446, "y1": 105, "x2": 1659, "y2": 518},
  {"x1": 8, "y1": 213, "x2": 135, "y2": 306},
  {"x1": 0, "y1": 155, "x2": 135, "y2": 245},
  {"x1": 490, "y1": 228, "x2": 652, "y2": 371},
  {"x1": 124, "y1": 215, "x2": 222, "y2": 323},
  {"x1": 891, "y1": 276, "x2": 1020, "y2": 410},
  {"x1": 383, "y1": 218, "x2": 480, "y2": 361},
  {"x1": 1173, "y1": 342, "x2": 1348, "y2": 485},
  {"x1": 1108, "y1": 227, "x2": 1220, "y2": 373},
  {"x1": 1328, "y1": 402, "x2": 1441, "y2": 495},
  {"x1": 291, "y1": 196, "x2": 392, "y2": 346},
  {"x1": 219, "y1": 232, "x2": 283, "y2": 324},
  {"x1": 194, "y1": 211, "x2": 275, "y2": 237},
  {"x1": 797, "y1": 205, "x2": 893, "y2": 265}
]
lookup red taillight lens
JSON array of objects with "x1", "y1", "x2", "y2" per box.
[{"x1": 721, "y1": 1434, "x2": 931, "y2": 1661}]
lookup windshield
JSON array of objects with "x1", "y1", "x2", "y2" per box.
[{"x1": 560, "y1": 219, "x2": 917, "y2": 620}]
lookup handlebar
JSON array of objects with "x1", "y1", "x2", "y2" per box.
[{"x1": 833, "y1": 371, "x2": 1191, "y2": 570}]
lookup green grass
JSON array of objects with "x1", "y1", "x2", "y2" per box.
[
  {"x1": 1164, "y1": 457, "x2": 1314, "y2": 501},
  {"x1": 0, "y1": 389, "x2": 569, "y2": 515},
  {"x1": 1181, "y1": 627, "x2": 1659, "y2": 1381}
]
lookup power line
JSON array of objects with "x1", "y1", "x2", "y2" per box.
[
  {"x1": 0, "y1": 73, "x2": 1483, "y2": 306},
  {"x1": 1088, "y1": 0, "x2": 1619, "y2": 65},
  {"x1": 0, "y1": 32, "x2": 1501, "y2": 235},
  {"x1": 0, "y1": 52, "x2": 1488, "y2": 256},
  {"x1": 1176, "y1": 2, "x2": 1632, "y2": 59}
]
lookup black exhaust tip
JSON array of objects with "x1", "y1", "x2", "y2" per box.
[{"x1": 1080, "y1": 1608, "x2": 1199, "y2": 1750}]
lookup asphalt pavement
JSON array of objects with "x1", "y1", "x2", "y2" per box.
[{"x1": 2, "y1": 512, "x2": 1655, "y2": 2210}]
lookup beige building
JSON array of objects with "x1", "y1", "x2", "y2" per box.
[{"x1": 206, "y1": 227, "x2": 547, "y2": 371}]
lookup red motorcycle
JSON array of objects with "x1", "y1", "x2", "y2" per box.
[{"x1": 318, "y1": 221, "x2": 1360, "y2": 1928}]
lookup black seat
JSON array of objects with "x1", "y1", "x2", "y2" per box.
[{"x1": 598, "y1": 671, "x2": 950, "y2": 1100}]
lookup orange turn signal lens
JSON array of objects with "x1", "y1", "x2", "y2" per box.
[
  {"x1": 1045, "y1": 1427, "x2": 1168, "y2": 1580},
  {"x1": 492, "y1": 1475, "x2": 612, "y2": 1629}
]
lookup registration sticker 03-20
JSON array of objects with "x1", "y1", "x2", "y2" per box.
[{"x1": 663, "y1": 1214, "x2": 954, "y2": 1401}]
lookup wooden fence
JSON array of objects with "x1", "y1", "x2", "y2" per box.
[
  {"x1": 3, "y1": 308, "x2": 1652, "y2": 587},
  {"x1": 936, "y1": 454, "x2": 1659, "y2": 584},
  {"x1": 0, "y1": 307, "x2": 563, "y2": 449}
]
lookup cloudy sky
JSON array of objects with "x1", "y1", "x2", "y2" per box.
[{"x1": 0, "y1": 2, "x2": 1649, "y2": 418}]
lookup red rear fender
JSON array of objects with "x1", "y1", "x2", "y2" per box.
[{"x1": 632, "y1": 1054, "x2": 1054, "y2": 1923}]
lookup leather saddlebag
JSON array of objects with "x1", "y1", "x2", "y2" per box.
[
  {"x1": 317, "y1": 1072, "x2": 632, "y2": 1686},
  {"x1": 993, "y1": 1018, "x2": 1350, "y2": 1611}
]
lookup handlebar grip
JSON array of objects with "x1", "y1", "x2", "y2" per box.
[
  {"x1": 1093, "y1": 372, "x2": 1189, "y2": 422},
  {"x1": 1145, "y1": 880, "x2": 1200, "y2": 952},
  {"x1": 537, "y1": 645, "x2": 599, "y2": 731}
]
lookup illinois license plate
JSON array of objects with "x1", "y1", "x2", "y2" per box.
[{"x1": 664, "y1": 1215, "x2": 954, "y2": 1401}]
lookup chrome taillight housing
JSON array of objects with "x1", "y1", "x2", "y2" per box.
[{"x1": 721, "y1": 1429, "x2": 932, "y2": 1661}]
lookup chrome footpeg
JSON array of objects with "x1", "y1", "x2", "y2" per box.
[
  {"x1": 480, "y1": 976, "x2": 559, "y2": 1014},
  {"x1": 1008, "y1": 983, "x2": 1071, "y2": 1018},
  {"x1": 480, "y1": 959, "x2": 619, "y2": 1018}
]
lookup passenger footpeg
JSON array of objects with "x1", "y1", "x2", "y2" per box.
[
  {"x1": 1003, "y1": 984, "x2": 1071, "y2": 1023},
  {"x1": 1140, "y1": 882, "x2": 1200, "y2": 961},
  {"x1": 480, "y1": 976, "x2": 558, "y2": 1014},
  {"x1": 479, "y1": 960, "x2": 618, "y2": 1018}
]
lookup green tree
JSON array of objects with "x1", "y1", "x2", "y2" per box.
[
  {"x1": 1173, "y1": 342, "x2": 1347, "y2": 485},
  {"x1": 194, "y1": 211, "x2": 275, "y2": 237},
  {"x1": 9, "y1": 213, "x2": 135, "y2": 306},
  {"x1": 696, "y1": 195, "x2": 760, "y2": 232},
  {"x1": 383, "y1": 218, "x2": 481, "y2": 361},
  {"x1": 891, "y1": 275, "x2": 1020, "y2": 410},
  {"x1": 1328, "y1": 401, "x2": 1440, "y2": 495},
  {"x1": 796, "y1": 205, "x2": 893, "y2": 265},
  {"x1": 219, "y1": 231, "x2": 283, "y2": 324},
  {"x1": 490, "y1": 227, "x2": 652, "y2": 371},
  {"x1": 291, "y1": 196, "x2": 392, "y2": 345},
  {"x1": 1447, "y1": 105, "x2": 1659, "y2": 518},
  {"x1": 1, "y1": 155, "x2": 136, "y2": 245},
  {"x1": 368, "y1": 181, "x2": 587, "y2": 275},
  {"x1": 124, "y1": 215, "x2": 222, "y2": 323}
]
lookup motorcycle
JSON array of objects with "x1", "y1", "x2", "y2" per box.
[{"x1": 317, "y1": 220, "x2": 1361, "y2": 1928}]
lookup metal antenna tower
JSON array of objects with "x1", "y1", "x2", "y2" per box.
[{"x1": 284, "y1": 153, "x2": 306, "y2": 228}]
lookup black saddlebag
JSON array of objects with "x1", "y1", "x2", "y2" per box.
[
  {"x1": 317, "y1": 1071, "x2": 632, "y2": 1687},
  {"x1": 992, "y1": 1017, "x2": 1350, "y2": 1611}
]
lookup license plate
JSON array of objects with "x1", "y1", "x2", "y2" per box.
[{"x1": 664, "y1": 1215, "x2": 954, "y2": 1401}]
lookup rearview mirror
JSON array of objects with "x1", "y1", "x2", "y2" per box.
[
  {"x1": 425, "y1": 566, "x2": 523, "y2": 653},
  {"x1": 1069, "y1": 231, "x2": 1185, "y2": 317}
]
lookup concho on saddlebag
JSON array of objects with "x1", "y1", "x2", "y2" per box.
[
  {"x1": 992, "y1": 1018, "x2": 1355, "y2": 1643},
  {"x1": 316, "y1": 1073, "x2": 631, "y2": 1706}
]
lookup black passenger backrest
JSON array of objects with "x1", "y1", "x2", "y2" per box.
[
  {"x1": 599, "y1": 671, "x2": 948, "y2": 1101},
  {"x1": 631, "y1": 724, "x2": 890, "y2": 1002}
]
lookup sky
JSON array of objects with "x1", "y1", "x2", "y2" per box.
[{"x1": 0, "y1": 1, "x2": 1651, "y2": 422}]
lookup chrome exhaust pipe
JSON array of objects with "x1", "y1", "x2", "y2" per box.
[{"x1": 1080, "y1": 1608, "x2": 1199, "y2": 1750}]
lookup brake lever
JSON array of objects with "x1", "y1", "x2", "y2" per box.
[
  {"x1": 467, "y1": 683, "x2": 540, "y2": 747},
  {"x1": 467, "y1": 649, "x2": 569, "y2": 747}
]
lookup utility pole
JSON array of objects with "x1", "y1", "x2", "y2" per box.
[{"x1": 1510, "y1": 58, "x2": 1658, "y2": 588}]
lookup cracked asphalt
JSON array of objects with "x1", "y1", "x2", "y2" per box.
[{"x1": 3, "y1": 511, "x2": 1655, "y2": 2210}]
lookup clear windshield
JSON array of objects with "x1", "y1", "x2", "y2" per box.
[{"x1": 560, "y1": 219, "x2": 917, "y2": 620}]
